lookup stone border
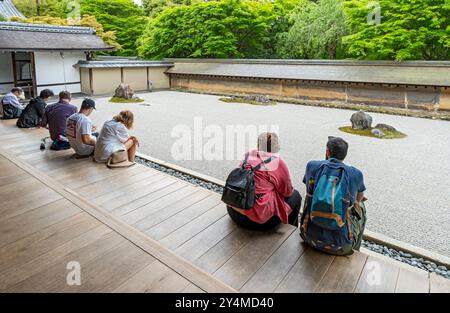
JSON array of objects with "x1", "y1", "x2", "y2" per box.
[
  {"x1": 136, "y1": 152, "x2": 450, "y2": 270},
  {"x1": 171, "y1": 88, "x2": 450, "y2": 121}
]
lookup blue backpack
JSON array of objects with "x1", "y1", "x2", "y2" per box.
[
  {"x1": 302, "y1": 162, "x2": 353, "y2": 253},
  {"x1": 310, "y1": 164, "x2": 347, "y2": 230}
]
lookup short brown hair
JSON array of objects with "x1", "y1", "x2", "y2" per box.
[
  {"x1": 59, "y1": 90, "x2": 71, "y2": 101},
  {"x1": 257, "y1": 132, "x2": 280, "y2": 153},
  {"x1": 113, "y1": 110, "x2": 134, "y2": 129}
]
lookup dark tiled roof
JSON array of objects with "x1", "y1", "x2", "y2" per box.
[
  {"x1": 75, "y1": 60, "x2": 173, "y2": 68},
  {"x1": 165, "y1": 59, "x2": 450, "y2": 87},
  {"x1": 0, "y1": 22, "x2": 114, "y2": 51},
  {"x1": 0, "y1": 0, "x2": 24, "y2": 19}
]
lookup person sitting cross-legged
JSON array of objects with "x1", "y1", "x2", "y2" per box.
[
  {"x1": 94, "y1": 110, "x2": 139, "y2": 167},
  {"x1": 1, "y1": 87, "x2": 24, "y2": 119},
  {"x1": 300, "y1": 136, "x2": 367, "y2": 256},
  {"x1": 40, "y1": 91, "x2": 77, "y2": 150},
  {"x1": 224, "y1": 132, "x2": 302, "y2": 231},
  {"x1": 17, "y1": 89, "x2": 54, "y2": 128},
  {"x1": 66, "y1": 98, "x2": 98, "y2": 157}
]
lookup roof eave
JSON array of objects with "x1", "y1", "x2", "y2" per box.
[{"x1": 0, "y1": 47, "x2": 115, "y2": 52}]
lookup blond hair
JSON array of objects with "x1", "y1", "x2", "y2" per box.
[{"x1": 113, "y1": 110, "x2": 134, "y2": 129}]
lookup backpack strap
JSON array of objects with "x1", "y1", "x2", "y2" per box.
[
  {"x1": 253, "y1": 156, "x2": 275, "y2": 171},
  {"x1": 241, "y1": 152, "x2": 250, "y2": 169}
]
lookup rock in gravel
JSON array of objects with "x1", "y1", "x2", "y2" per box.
[
  {"x1": 351, "y1": 110, "x2": 373, "y2": 130},
  {"x1": 375, "y1": 123, "x2": 397, "y2": 131},
  {"x1": 371, "y1": 128, "x2": 385, "y2": 138}
]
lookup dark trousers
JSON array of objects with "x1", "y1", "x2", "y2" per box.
[
  {"x1": 1, "y1": 104, "x2": 22, "y2": 119},
  {"x1": 227, "y1": 189, "x2": 302, "y2": 231}
]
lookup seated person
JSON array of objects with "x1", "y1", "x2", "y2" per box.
[
  {"x1": 300, "y1": 136, "x2": 367, "y2": 256},
  {"x1": 1, "y1": 87, "x2": 24, "y2": 119},
  {"x1": 40, "y1": 91, "x2": 77, "y2": 150},
  {"x1": 66, "y1": 98, "x2": 98, "y2": 157},
  {"x1": 17, "y1": 89, "x2": 54, "y2": 128},
  {"x1": 226, "y1": 132, "x2": 302, "y2": 231},
  {"x1": 94, "y1": 110, "x2": 139, "y2": 164}
]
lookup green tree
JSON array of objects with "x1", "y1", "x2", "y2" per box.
[
  {"x1": 13, "y1": 0, "x2": 70, "y2": 18},
  {"x1": 137, "y1": 0, "x2": 278, "y2": 59},
  {"x1": 142, "y1": 0, "x2": 191, "y2": 17},
  {"x1": 10, "y1": 15, "x2": 121, "y2": 50},
  {"x1": 80, "y1": 0, "x2": 148, "y2": 56},
  {"x1": 343, "y1": 0, "x2": 450, "y2": 60},
  {"x1": 277, "y1": 0, "x2": 349, "y2": 59}
]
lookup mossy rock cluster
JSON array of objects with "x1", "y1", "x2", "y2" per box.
[
  {"x1": 109, "y1": 97, "x2": 144, "y2": 103},
  {"x1": 219, "y1": 96, "x2": 276, "y2": 106},
  {"x1": 339, "y1": 126, "x2": 407, "y2": 139}
]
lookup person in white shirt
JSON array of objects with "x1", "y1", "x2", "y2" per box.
[
  {"x1": 66, "y1": 98, "x2": 98, "y2": 157},
  {"x1": 1, "y1": 87, "x2": 24, "y2": 119},
  {"x1": 94, "y1": 110, "x2": 139, "y2": 164}
]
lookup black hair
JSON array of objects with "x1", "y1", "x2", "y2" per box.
[
  {"x1": 39, "y1": 89, "x2": 54, "y2": 99},
  {"x1": 327, "y1": 136, "x2": 349, "y2": 161},
  {"x1": 11, "y1": 87, "x2": 23, "y2": 94},
  {"x1": 80, "y1": 98, "x2": 95, "y2": 110}
]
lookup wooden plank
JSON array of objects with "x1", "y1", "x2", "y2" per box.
[
  {"x1": 175, "y1": 215, "x2": 237, "y2": 262},
  {"x1": 0, "y1": 213, "x2": 101, "y2": 273},
  {"x1": 160, "y1": 202, "x2": 228, "y2": 250},
  {"x1": 53, "y1": 240, "x2": 153, "y2": 292},
  {"x1": 94, "y1": 174, "x2": 178, "y2": 210},
  {"x1": 0, "y1": 224, "x2": 112, "y2": 290},
  {"x1": 213, "y1": 224, "x2": 296, "y2": 290},
  {"x1": 127, "y1": 188, "x2": 210, "y2": 228},
  {"x1": 114, "y1": 260, "x2": 191, "y2": 293},
  {"x1": 76, "y1": 169, "x2": 158, "y2": 199},
  {"x1": 430, "y1": 273, "x2": 450, "y2": 293},
  {"x1": 275, "y1": 247, "x2": 334, "y2": 293},
  {"x1": 6, "y1": 231, "x2": 126, "y2": 292},
  {"x1": 315, "y1": 251, "x2": 368, "y2": 293},
  {"x1": 181, "y1": 283, "x2": 205, "y2": 293},
  {"x1": 111, "y1": 182, "x2": 195, "y2": 216},
  {"x1": 240, "y1": 231, "x2": 306, "y2": 293},
  {"x1": 0, "y1": 198, "x2": 80, "y2": 248},
  {"x1": 354, "y1": 256, "x2": 400, "y2": 293},
  {"x1": 395, "y1": 267, "x2": 430, "y2": 293},
  {"x1": 144, "y1": 193, "x2": 223, "y2": 241},
  {"x1": 101, "y1": 176, "x2": 186, "y2": 215},
  {"x1": 194, "y1": 228, "x2": 252, "y2": 274},
  {"x1": 0, "y1": 181, "x2": 62, "y2": 222}
]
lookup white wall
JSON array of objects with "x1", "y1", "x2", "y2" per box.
[
  {"x1": 0, "y1": 52, "x2": 14, "y2": 94},
  {"x1": 34, "y1": 51, "x2": 85, "y2": 94}
]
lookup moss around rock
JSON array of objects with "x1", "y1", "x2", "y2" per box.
[
  {"x1": 219, "y1": 97, "x2": 276, "y2": 106},
  {"x1": 339, "y1": 126, "x2": 407, "y2": 139},
  {"x1": 109, "y1": 97, "x2": 145, "y2": 103}
]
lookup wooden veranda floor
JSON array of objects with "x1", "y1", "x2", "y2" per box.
[{"x1": 0, "y1": 119, "x2": 449, "y2": 293}]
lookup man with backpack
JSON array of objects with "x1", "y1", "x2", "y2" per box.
[
  {"x1": 300, "y1": 136, "x2": 367, "y2": 256},
  {"x1": 222, "y1": 132, "x2": 302, "y2": 231},
  {"x1": 16, "y1": 89, "x2": 54, "y2": 128}
]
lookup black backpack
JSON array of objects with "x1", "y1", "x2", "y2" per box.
[{"x1": 221, "y1": 153, "x2": 275, "y2": 210}]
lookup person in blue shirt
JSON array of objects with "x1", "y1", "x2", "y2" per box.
[{"x1": 300, "y1": 136, "x2": 367, "y2": 256}]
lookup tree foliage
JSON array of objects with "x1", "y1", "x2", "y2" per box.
[
  {"x1": 10, "y1": 15, "x2": 121, "y2": 50},
  {"x1": 277, "y1": 0, "x2": 348, "y2": 59},
  {"x1": 80, "y1": 0, "x2": 148, "y2": 56},
  {"x1": 12, "y1": 0, "x2": 70, "y2": 17},
  {"x1": 137, "y1": 0, "x2": 288, "y2": 59},
  {"x1": 343, "y1": 0, "x2": 450, "y2": 60},
  {"x1": 142, "y1": 0, "x2": 192, "y2": 18}
]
